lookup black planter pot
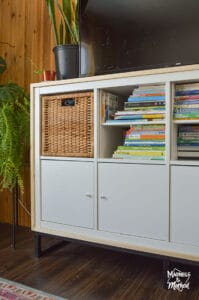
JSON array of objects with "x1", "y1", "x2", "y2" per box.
[{"x1": 53, "y1": 44, "x2": 79, "y2": 80}]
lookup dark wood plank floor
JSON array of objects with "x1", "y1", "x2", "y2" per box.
[{"x1": 0, "y1": 223, "x2": 198, "y2": 300}]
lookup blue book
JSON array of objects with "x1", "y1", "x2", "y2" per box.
[
  {"x1": 105, "y1": 119, "x2": 148, "y2": 124},
  {"x1": 177, "y1": 143, "x2": 199, "y2": 146},
  {"x1": 127, "y1": 131, "x2": 165, "y2": 135},
  {"x1": 174, "y1": 108, "x2": 199, "y2": 113},
  {"x1": 133, "y1": 89, "x2": 165, "y2": 94},
  {"x1": 178, "y1": 125, "x2": 199, "y2": 132},
  {"x1": 176, "y1": 90, "x2": 199, "y2": 96},
  {"x1": 124, "y1": 141, "x2": 165, "y2": 146},
  {"x1": 128, "y1": 96, "x2": 165, "y2": 102},
  {"x1": 115, "y1": 115, "x2": 144, "y2": 120},
  {"x1": 175, "y1": 100, "x2": 199, "y2": 105}
]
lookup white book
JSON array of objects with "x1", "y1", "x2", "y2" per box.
[
  {"x1": 115, "y1": 111, "x2": 165, "y2": 115},
  {"x1": 134, "y1": 85, "x2": 165, "y2": 90},
  {"x1": 178, "y1": 151, "x2": 199, "y2": 157},
  {"x1": 178, "y1": 146, "x2": 199, "y2": 151},
  {"x1": 176, "y1": 83, "x2": 199, "y2": 91}
]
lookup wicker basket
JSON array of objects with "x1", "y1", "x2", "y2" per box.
[{"x1": 41, "y1": 92, "x2": 94, "y2": 157}]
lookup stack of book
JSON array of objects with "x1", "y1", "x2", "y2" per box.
[
  {"x1": 113, "y1": 85, "x2": 165, "y2": 123},
  {"x1": 177, "y1": 125, "x2": 199, "y2": 159},
  {"x1": 113, "y1": 124, "x2": 165, "y2": 160},
  {"x1": 174, "y1": 83, "x2": 199, "y2": 120}
]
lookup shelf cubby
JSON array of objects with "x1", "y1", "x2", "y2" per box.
[
  {"x1": 172, "y1": 82, "x2": 199, "y2": 161},
  {"x1": 99, "y1": 84, "x2": 166, "y2": 161}
]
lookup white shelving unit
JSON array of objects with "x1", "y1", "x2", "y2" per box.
[{"x1": 31, "y1": 65, "x2": 199, "y2": 262}]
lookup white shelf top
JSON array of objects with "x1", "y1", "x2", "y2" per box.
[
  {"x1": 31, "y1": 64, "x2": 199, "y2": 88},
  {"x1": 173, "y1": 120, "x2": 199, "y2": 124},
  {"x1": 102, "y1": 120, "x2": 166, "y2": 126},
  {"x1": 98, "y1": 158, "x2": 166, "y2": 165},
  {"x1": 170, "y1": 160, "x2": 199, "y2": 166},
  {"x1": 40, "y1": 156, "x2": 94, "y2": 162}
]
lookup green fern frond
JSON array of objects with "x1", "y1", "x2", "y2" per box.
[{"x1": 0, "y1": 71, "x2": 30, "y2": 193}]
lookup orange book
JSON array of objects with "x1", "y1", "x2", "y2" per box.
[{"x1": 139, "y1": 134, "x2": 165, "y2": 140}]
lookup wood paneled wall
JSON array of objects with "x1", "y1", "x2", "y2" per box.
[{"x1": 0, "y1": 0, "x2": 56, "y2": 226}]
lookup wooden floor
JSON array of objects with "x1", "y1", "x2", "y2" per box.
[{"x1": 0, "y1": 224, "x2": 198, "y2": 300}]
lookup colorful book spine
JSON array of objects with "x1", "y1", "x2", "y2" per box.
[
  {"x1": 177, "y1": 125, "x2": 199, "y2": 158},
  {"x1": 175, "y1": 95, "x2": 199, "y2": 100},
  {"x1": 124, "y1": 141, "x2": 165, "y2": 146},
  {"x1": 174, "y1": 84, "x2": 199, "y2": 121},
  {"x1": 101, "y1": 91, "x2": 119, "y2": 122},
  {"x1": 124, "y1": 101, "x2": 165, "y2": 108},
  {"x1": 126, "y1": 130, "x2": 165, "y2": 135},
  {"x1": 175, "y1": 100, "x2": 199, "y2": 105},
  {"x1": 115, "y1": 110, "x2": 165, "y2": 115},
  {"x1": 176, "y1": 90, "x2": 199, "y2": 96},
  {"x1": 118, "y1": 146, "x2": 165, "y2": 150},
  {"x1": 114, "y1": 150, "x2": 165, "y2": 155},
  {"x1": 127, "y1": 134, "x2": 165, "y2": 140},
  {"x1": 174, "y1": 104, "x2": 199, "y2": 108},
  {"x1": 115, "y1": 114, "x2": 165, "y2": 120},
  {"x1": 112, "y1": 154, "x2": 164, "y2": 160},
  {"x1": 174, "y1": 113, "x2": 199, "y2": 119},
  {"x1": 124, "y1": 107, "x2": 165, "y2": 112},
  {"x1": 127, "y1": 125, "x2": 165, "y2": 131},
  {"x1": 128, "y1": 96, "x2": 165, "y2": 102}
]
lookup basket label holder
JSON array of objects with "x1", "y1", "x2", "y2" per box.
[{"x1": 61, "y1": 98, "x2": 75, "y2": 107}]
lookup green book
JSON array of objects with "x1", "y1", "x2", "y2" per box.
[{"x1": 117, "y1": 146, "x2": 165, "y2": 151}]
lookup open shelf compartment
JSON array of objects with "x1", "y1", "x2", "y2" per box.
[
  {"x1": 171, "y1": 81, "x2": 199, "y2": 161},
  {"x1": 98, "y1": 83, "x2": 166, "y2": 161}
]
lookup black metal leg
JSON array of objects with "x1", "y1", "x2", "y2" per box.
[
  {"x1": 34, "y1": 232, "x2": 69, "y2": 258},
  {"x1": 35, "y1": 233, "x2": 42, "y2": 257},
  {"x1": 163, "y1": 259, "x2": 170, "y2": 289},
  {"x1": 11, "y1": 187, "x2": 16, "y2": 249},
  {"x1": 15, "y1": 184, "x2": 19, "y2": 226}
]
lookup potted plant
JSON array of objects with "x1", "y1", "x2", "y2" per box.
[
  {"x1": 27, "y1": 57, "x2": 56, "y2": 81},
  {"x1": 46, "y1": 0, "x2": 79, "y2": 80},
  {"x1": 0, "y1": 56, "x2": 30, "y2": 248},
  {"x1": 0, "y1": 56, "x2": 30, "y2": 193}
]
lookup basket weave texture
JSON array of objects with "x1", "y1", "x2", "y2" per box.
[{"x1": 41, "y1": 92, "x2": 94, "y2": 157}]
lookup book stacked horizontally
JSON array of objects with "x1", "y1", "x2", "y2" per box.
[
  {"x1": 113, "y1": 85, "x2": 165, "y2": 123},
  {"x1": 177, "y1": 125, "x2": 199, "y2": 159},
  {"x1": 174, "y1": 83, "x2": 199, "y2": 120},
  {"x1": 113, "y1": 124, "x2": 165, "y2": 160}
]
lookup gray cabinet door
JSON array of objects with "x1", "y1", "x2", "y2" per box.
[
  {"x1": 41, "y1": 160, "x2": 94, "y2": 228},
  {"x1": 98, "y1": 163, "x2": 168, "y2": 240},
  {"x1": 171, "y1": 166, "x2": 199, "y2": 246}
]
